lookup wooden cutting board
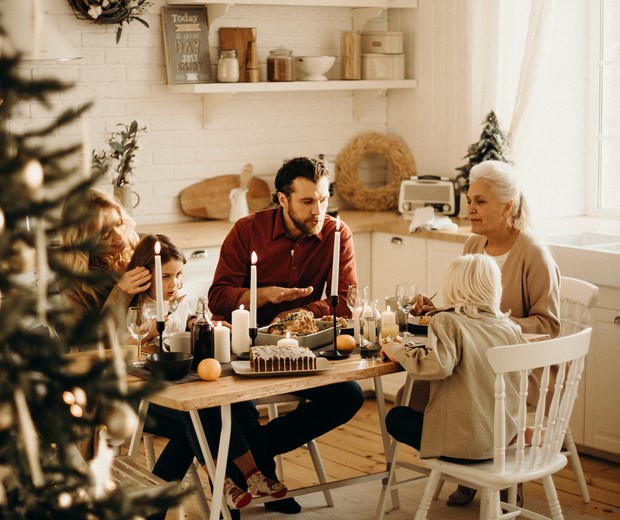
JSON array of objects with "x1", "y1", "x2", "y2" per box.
[
  {"x1": 179, "y1": 174, "x2": 272, "y2": 220},
  {"x1": 218, "y1": 27, "x2": 257, "y2": 82}
]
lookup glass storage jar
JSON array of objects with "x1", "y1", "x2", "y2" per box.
[
  {"x1": 217, "y1": 49, "x2": 239, "y2": 83},
  {"x1": 267, "y1": 47, "x2": 296, "y2": 82}
]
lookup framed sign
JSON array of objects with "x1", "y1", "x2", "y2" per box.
[{"x1": 161, "y1": 6, "x2": 213, "y2": 84}]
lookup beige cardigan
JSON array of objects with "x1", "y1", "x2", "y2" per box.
[
  {"x1": 391, "y1": 311, "x2": 526, "y2": 459},
  {"x1": 463, "y1": 229, "x2": 561, "y2": 338}
]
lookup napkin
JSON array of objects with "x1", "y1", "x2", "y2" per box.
[{"x1": 408, "y1": 206, "x2": 458, "y2": 233}]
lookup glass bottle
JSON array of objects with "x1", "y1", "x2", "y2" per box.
[
  {"x1": 267, "y1": 47, "x2": 295, "y2": 82},
  {"x1": 217, "y1": 49, "x2": 239, "y2": 83},
  {"x1": 191, "y1": 297, "x2": 215, "y2": 370}
]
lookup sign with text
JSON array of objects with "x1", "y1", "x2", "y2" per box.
[{"x1": 162, "y1": 6, "x2": 213, "y2": 84}]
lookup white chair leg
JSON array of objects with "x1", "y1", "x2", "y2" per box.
[
  {"x1": 564, "y1": 427, "x2": 590, "y2": 503},
  {"x1": 433, "y1": 478, "x2": 444, "y2": 499},
  {"x1": 143, "y1": 433, "x2": 156, "y2": 471},
  {"x1": 307, "y1": 439, "x2": 334, "y2": 507},
  {"x1": 375, "y1": 442, "x2": 400, "y2": 520},
  {"x1": 414, "y1": 469, "x2": 441, "y2": 520},
  {"x1": 187, "y1": 459, "x2": 210, "y2": 519}
]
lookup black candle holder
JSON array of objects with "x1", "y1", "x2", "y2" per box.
[
  {"x1": 249, "y1": 327, "x2": 257, "y2": 347},
  {"x1": 320, "y1": 294, "x2": 350, "y2": 360},
  {"x1": 156, "y1": 320, "x2": 165, "y2": 352}
]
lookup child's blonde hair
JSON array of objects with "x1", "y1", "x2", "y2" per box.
[{"x1": 442, "y1": 254, "x2": 507, "y2": 319}]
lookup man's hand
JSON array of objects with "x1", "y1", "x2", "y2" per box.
[
  {"x1": 261, "y1": 286, "x2": 314, "y2": 305},
  {"x1": 117, "y1": 266, "x2": 151, "y2": 295}
]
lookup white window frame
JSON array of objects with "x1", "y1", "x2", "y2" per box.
[{"x1": 588, "y1": 0, "x2": 620, "y2": 219}]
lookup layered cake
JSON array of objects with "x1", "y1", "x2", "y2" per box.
[{"x1": 250, "y1": 345, "x2": 317, "y2": 372}]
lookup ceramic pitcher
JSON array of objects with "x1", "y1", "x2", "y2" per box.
[{"x1": 229, "y1": 187, "x2": 249, "y2": 223}]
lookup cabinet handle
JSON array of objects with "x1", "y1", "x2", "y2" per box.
[
  {"x1": 191, "y1": 250, "x2": 208, "y2": 258},
  {"x1": 614, "y1": 316, "x2": 620, "y2": 326},
  {"x1": 390, "y1": 237, "x2": 403, "y2": 246}
]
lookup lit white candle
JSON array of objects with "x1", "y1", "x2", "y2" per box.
[
  {"x1": 154, "y1": 241, "x2": 164, "y2": 322},
  {"x1": 250, "y1": 251, "x2": 257, "y2": 328},
  {"x1": 276, "y1": 331, "x2": 299, "y2": 347},
  {"x1": 231, "y1": 305, "x2": 250, "y2": 354},
  {"x1": 214, "y1": 321, "x2": 231, "y2": 363},
  {"x1": 381, "y1": 305, "x2": 397, "y2": 325},
  {"x1": 330, "y1": 216, "x2": 341, "y2": 297}
]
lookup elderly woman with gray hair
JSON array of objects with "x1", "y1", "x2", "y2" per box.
[{"x1": 409, "y1": 160, "x2": 561, "y2": 507}]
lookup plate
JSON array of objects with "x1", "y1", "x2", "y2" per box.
[
  {"x1": 408, "y1": 315, "x2": 429, "y2": 334},
  {"x1": 231, "y1": 357, "x2": 334, "y2": 377}
]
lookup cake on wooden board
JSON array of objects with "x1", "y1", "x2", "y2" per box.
[{"x1": 250, "y1": 345, "x2": 317, "y2": 372}]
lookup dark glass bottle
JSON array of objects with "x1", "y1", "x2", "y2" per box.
[{"x1": 191, "y1": 297, "x2": 214, "y2": 370}]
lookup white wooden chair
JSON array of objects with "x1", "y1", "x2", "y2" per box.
[
  {"x1": 377, "y1": 327, "x2": 592, "y2": 520},
  {"x1": 558, "y1": 276, "x2": 598, "y2": 503}
]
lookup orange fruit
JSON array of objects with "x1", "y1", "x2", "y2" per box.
[
  {"x1": 197, "y1": 358, "x2": 222, "y2": 381},
  {"x1": 336, "y1": 334, "x2": 356, "y2": 352}
]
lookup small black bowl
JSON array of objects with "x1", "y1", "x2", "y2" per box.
[{"x1": 146, "y1": 352, "x2": 193, "y2": 381}]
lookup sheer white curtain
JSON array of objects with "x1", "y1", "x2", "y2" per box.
[{"x1": 463, "y1": 0, "x2": 556, "y2": 160}]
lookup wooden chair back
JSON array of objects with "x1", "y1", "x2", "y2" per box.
[
  {"x1": 559, "y1": 276, "x2": 598, "y2": 336},
  {"x1": 486, "y1": 327, "x2": 592, "y2": 476}
]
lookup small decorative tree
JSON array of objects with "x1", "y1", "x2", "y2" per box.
[{"x1": 454, "y1": 110, "x2": 512, "y2": 193}]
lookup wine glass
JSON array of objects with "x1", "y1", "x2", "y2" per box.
[
  {"x1": 346, "y1": 285, "x2": 359, "y2": 314},
  {"x1": 127, "y1": 306, "x2": 152, "y2": 366},
  {"x1": 395, "y1": 282, "x2": 417, "y2": 336}
]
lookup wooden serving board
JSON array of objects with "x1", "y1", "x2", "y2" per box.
[
  {"x1": 218, "y1": 27, "x2": 257, "y2": 82},
  {"x1": 179, "y1": 175, "x2": 272, "y2": 220}
]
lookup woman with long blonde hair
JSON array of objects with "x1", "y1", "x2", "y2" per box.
[{"x1": 60, "y1": 188, "x2": 150, "y2": 321}]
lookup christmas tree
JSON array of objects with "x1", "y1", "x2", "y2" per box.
[
  {"x1": 454, "y1": 110, "x2": 512, "y2": 193},
  {"x1": 0, "y1": 23, "x2": 183, "y2": 520}
]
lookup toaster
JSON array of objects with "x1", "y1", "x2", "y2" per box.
[{"x1": 398, "y1": 176, "x2": 457, "y2": 216}]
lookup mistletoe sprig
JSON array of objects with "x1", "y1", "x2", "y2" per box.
[{"x1": 68, "y1": 0, "x2": 153, "y2": 43}]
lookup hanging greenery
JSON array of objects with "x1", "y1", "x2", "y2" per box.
[{"x1": 67, "y1": 0, "x2": 153, "y2": 43}]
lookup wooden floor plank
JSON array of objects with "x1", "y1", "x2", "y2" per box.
[{"x1": 134, "y1": 398, "x2": 620, "y2": 520}]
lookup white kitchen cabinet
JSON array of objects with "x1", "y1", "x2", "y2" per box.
[
  {"x1": 583, "y1": 288, "x2": 620, "y2": 456},
  {"x1": 425, "y1": 239, "x2": 463, "y2": 307},
  {"x1": 352, "y1": 231, "x2": 371, "y2": 289},
  {"x1": 166, "y1": 0, "x2": 417, "y2": 123},
  {"x1": 371, "y1": 232, "x2": 426, "y2": 306}
]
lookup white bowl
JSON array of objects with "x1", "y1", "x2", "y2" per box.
[{"x1": 295, "y1": 55, "x2": 336, "y2": 81}]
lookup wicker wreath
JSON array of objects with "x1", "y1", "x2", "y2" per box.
[{"x1": 336, "y1": 132, "x2": 416, "y2": 211}]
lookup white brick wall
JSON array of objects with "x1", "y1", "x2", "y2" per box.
[{"x1": 15, "y1": 0, "x2": 397, "y2": 225}]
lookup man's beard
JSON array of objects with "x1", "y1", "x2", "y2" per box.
[{"x1": 288, "y1": 208, "x2": 323, "y2": 236}]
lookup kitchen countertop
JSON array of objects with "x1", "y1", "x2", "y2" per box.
[{"x1": 139, "y1": 210, "x2": 473, "y2": 249}]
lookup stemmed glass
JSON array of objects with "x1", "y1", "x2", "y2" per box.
[
  {"x1": 346, "y1": 285, "x2": 360, "y2": 314},
  {"x1": 127, "y1": 306, "x2": 152, "y2": 366},
  {"x1": 395, "y1": 282, "x2": 417, "y2": 336}
]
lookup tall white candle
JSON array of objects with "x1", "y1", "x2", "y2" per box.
[
  {"x1": 214, "y1": 321, "x2": 231, "y2": 363},
  {"x1": 231, "y1": 305, "x2": 250, "y2": 354},
  {"x1": 352, "y1": 306, "x2": 362, "y2": 345},
  {"x1": 154, "y1": 241, "x2": 164, "y2": 321},
  {"x1": 276, "y1": 331, "x2": 299, "y2": 347},
  {"x1": 250, "y1": 251, "x2": 257, "y2": 328},
  {"x1": 330, "y1": 216, "x2": 341, "y2": 297}
]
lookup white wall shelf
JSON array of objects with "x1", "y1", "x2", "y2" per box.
[
  {"x1": 166, "y1": 0, "x2": 417, "y2": 124},
  {"x1": 172, "y1": 80, "x2": 417, "y2": 124}
]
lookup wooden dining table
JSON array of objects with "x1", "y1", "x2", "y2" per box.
[{"x1": 126, "y1": 352, "x2": 406, "y2": 520}]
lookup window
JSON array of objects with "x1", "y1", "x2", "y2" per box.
[{"x1": 591, "y1": 0, "x2": 620, "y2": 216}]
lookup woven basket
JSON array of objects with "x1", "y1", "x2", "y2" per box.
[
  {"x1": 336, "y1": 132, "x2": 416, "y2": 211},
  {"x1": 68, "y1": 0, "x2": 148, "y2": 25}
]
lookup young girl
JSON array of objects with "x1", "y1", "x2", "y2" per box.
[
  {"x1": 127, "y1": 234, "x2": 287, "y2": 512},
  {"x1": 125, "y1": 233, "x2": 192, "y2": 342},
  {"x1": 381, "y1": 254, "x2": 527, "y2": 465}
]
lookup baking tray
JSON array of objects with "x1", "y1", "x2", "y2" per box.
[
  {"x1": 231, "y1": 358, "x2": 334, "y2": 377},
  {"x1": 256, "y1": 320, "x2": 340, "y2": 350}
]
